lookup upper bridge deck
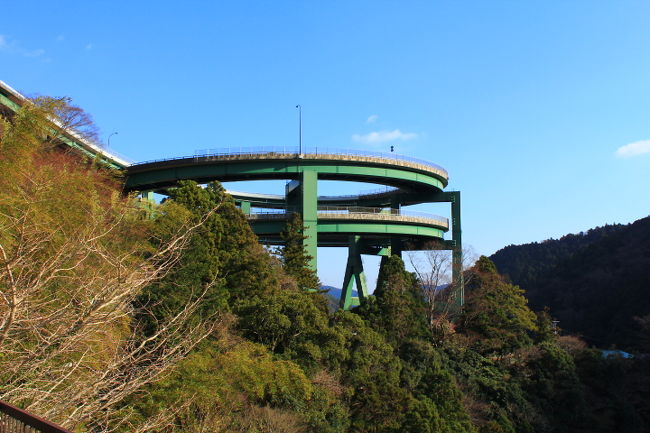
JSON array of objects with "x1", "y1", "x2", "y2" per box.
[{"x1": 125, "y1": 147, "x2": 449, "y2": 198}]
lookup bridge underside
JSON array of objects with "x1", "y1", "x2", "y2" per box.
[{"x1": 256, "y1": 228, "x2": 454, "y2": 309}]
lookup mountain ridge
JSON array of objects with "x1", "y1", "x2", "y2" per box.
[{"x1": 490, "y1": 216, "x2": 650, "y2": 351}]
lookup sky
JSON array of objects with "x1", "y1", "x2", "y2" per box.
[{"x1": 2, "y1": 1, "x2": 649, "y2": 288}]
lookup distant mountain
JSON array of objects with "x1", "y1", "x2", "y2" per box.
[
  {"x1": 490, "y1": 216, "x2": 650, "y2": 351},
  {"x1": 491, "y1": 223, "x2": 626, "y2": 290},
  {"x1": 320, "y1": 285, "x2": 357, "y2": 310}
]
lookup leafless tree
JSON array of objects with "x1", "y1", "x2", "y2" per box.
[
  {"x1": 0, "y1": 97, "x2": 225, "y2": 431},
  {"x1": 30, "y1": 95, "x2": 101, "y2": 145},
  {"x1": 0, "y1": 192, "x2": 221, "y2": 431},
  {"x1": 407, "y1": 242, "x2": 477, "y2": 342}
]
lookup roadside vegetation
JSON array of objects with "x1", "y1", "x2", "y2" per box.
[{"x1": 1, "y1": 98, "x2": 648, "y2": 432}]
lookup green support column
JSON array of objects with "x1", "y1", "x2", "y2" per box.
[
  {"x1": 140, "y1": 191, "x2": 155, "y2": 217},
  {"x1": 431, "y1": 191, "x2": 464, "y2": 309},
  {"x1": 390, "y1": 235, "x2": 403, "y2": 257},
  {"x1": 142, "y1": 190, "x2": 154, "y2": 202},
  {"x1": 341, "y1": 259, "x2": 357, "y2": 310},
  {"x1": 301, "y1": 170, "x2": 318, "y2": 271},
  {"x1": 285, "y1": 180, "x2": 301, "y2": 211},
  {"x1": 240, "y1": 200, "x2": 251, "y2": 215},
  {"x1": 450, "y1": 191, "x2": 463, "y2": 308},
  {"x1": 377, "y1": 254, "x2": 389, "y2": 292},
  {"x1": 390, "y1": 194, "x2": 400, "y2": 211},
  {"x1": 386, "y1": 187, "x2": 402, "y2": 257},
  {"x1": 340, "y1": 235, "x2": 369, "y2": 310}
]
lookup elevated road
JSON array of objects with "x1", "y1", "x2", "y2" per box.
[
  {"x1": 125, "y1": 148, "x2": 448, "y2": 193},
  {"x1": 1, "y1": 80, "x2": 463, "y2": 309},
  {"x1": 0, "y1": 80, "x2": 130, "y2": 170},
  {"x1": 125, "y1": 148, "x2": 462, "y2": 309}
]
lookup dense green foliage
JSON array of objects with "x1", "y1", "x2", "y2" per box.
[
  {"x1": 279, "y1": 212, "x2": 321, "y2": 292},
  {"x1": 490, "y1": 218, "x2": 650, "y2": 351},
  {"x1": 460, "y1": 256, "x2": 537, "y2": 355},
  {"x1": 3, "y1": 98, "x2": 649, "y2": 432},
  {"x1": 490, "y1": 224, "x2": 625, "y2": 291}
]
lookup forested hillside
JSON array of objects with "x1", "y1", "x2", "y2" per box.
[
  {"x1": 2, "y1": 98, "x2": 649, "y2": 432},
  {"x1": 491, "y1": 218, "x2": 650, "y2": 351}
]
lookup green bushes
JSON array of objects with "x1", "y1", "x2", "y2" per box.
[{"x1": 3, "y1": 98, "x2": 648, "y2": 432}]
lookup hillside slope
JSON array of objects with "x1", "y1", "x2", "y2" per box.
[{"x1": 491, "y1": 217, "x2": 650, "y2": 351}]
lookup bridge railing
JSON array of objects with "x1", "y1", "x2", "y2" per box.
[
  {"x1": 0, "y1": 400, "x2": 73, "y2": 433},
  {"x1": 192, "y1": 146, "x2": 445, "y2": 170},
  {"x1": 247, "y1": 206, "x2": 449, "y2": 228},
  {"x1": 135, "y1": 146, "x2": 448, "y2": 178},
  {"x1": 318, "y1": 186, "x2": 401, "y2": 200},
  {"x1": 229, "y1": 186, "x2": 404, "y2": 202}
]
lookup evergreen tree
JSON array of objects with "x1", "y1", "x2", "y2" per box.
[
  {"x1": 361, "y1": 255, "x2": 429, "y2": 345},
  {"x1": 358, "y1": 255, "x2": 475, "y2": 433},
  {"x1": 137, "y1": 180, "x2": 281, "y2": 332},
  {"x1": 460, "y1": 256, "x2": 537, "y2": 355},
  {"x1": 279, "y1": 212, "x2": 321, "y2": 291}
]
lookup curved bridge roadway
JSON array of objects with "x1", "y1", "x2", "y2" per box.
[{"x1": 125, "y1": 148, "x2": 462, "y2": 309}]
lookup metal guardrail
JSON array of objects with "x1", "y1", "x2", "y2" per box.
[
  {"x1": 101, "y1": 147, "x2": 134, "y2": 165},
  {"x1": 133, "y1": 146, "x2": 448, "y2": 178},
  {"x1": 228, "y1": 186, "x2": 403, "y2": 203},
  {"x1": 318, "y1": 186, "x2": 401, "y2": 200},
  {"x1": 0, "y1": 400, "x2": 73, "y2": 433},
  {"x1": 246, "y1": 206, "x2": 449, "y2": 228}
]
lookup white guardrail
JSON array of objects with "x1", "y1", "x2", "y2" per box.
[
  {"x1": 247, "y1": 206, "x2": 449, "y2": 229},
  {"x1": 133, "y1": 146, "x2": 448, "y2": 179}
]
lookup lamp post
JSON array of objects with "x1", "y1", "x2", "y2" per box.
[
  {"x1": 107, "y1": 132, "x2": 118, "y2": 147},
  {"x1": 295, "y1": 105, "x2": 302, "y2": 156}
]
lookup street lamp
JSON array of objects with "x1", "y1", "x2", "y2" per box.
[
  {"x1": 107, "y1": 132, "x2": 118, "y2": 147},
  {"x1": 295, "y1": 105, "x2": 302, "y2": 156}
]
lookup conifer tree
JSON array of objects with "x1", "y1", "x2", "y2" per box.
[
  {"x1": 460, "y1": 256, "x2": 537, "y2": 354},
  {"x1": 279, "y1": 213, "x2": 320, "y2": 291},
  {"x1": 362, "y1": 255, "x2": 429, "y2": 344}
]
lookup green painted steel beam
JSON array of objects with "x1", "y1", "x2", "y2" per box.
[
  {"x1": 229, "y1": 188, "x2": 444, "y2": 208},
  {"x1": 450, "y1": 191, "x2": 463, "y2": 309},
  {"x1": 317, "y1": 222, "x2": 444, "y2": 238},
  {"x1": 239, "y1": 200, "x2": 251, "y2": 215},
  {"x1": 125, "y1": 160, "x2": 445, "y2": 193},
  {"x1": 0, "y1": 92, "x2": 21, "y2": 111},
  {"x1": 341, "y1": 236, "x2": 369, "y2": 310},
  {"x1": 301, "y1": 170, "x2": 318, "y2": 271},
  {"x1": 250, "y1": 221, "x2": 445, "y2": 247}
]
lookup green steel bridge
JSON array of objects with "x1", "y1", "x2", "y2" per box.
[
  {"x1": 125, "y1": 148, "x2": 462, "y2": 309},
  {"x1": 1, "y1": 80, "x2": 462, "y2": 310}
]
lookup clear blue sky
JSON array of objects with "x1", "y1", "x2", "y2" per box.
[{"x1": 2, "y1": 1, "x2": 649, "y2": 288}]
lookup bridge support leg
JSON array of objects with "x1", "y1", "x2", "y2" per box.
[
  {"x1": 431, "y1": 191, "x2": 464, "y2": 310},
  {"x1": 450, "y1": 191, "x2": 463, "y2": 309},
  {"x1": 139, "y1": 191, "x2": 155, "y2": 218},
  {"x1": 340, "y1": 236, "x2": 368, "y2": 310},
  {"x1": 239, "y1": 200, "x2": 251, "y2": 215},
  {"x1": 142, "y1": 191, "x2": 154, "y2": 202},
  {"x1": 301, "y1": 170, "x2": 318, "y2": 271},
  {"x1": 390, "y1": 235, "x2": 403, "y2": 258}
]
